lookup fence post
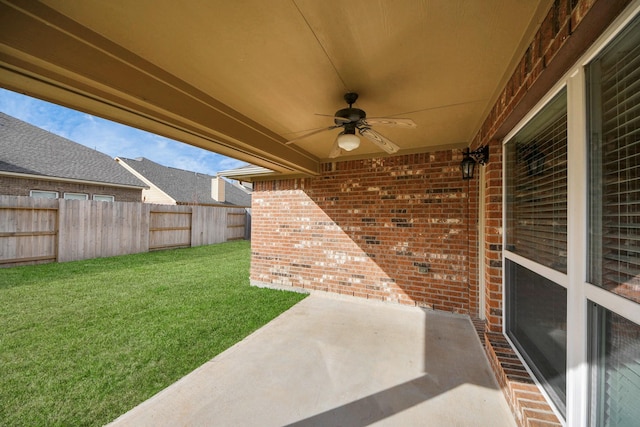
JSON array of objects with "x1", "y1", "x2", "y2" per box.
[{"x1": 244, "y1": 208, "x2": 252, "y2": 240}]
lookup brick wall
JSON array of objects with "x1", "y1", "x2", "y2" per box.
[
  {"x1": 252, "y1": 1, "x2": 634, "y2": 425},
  {"x1": 468, "y1": 1, "x2": 631, "y2": 426},
  {"x1": 0, "y1": 176, "x2": 142, "y2": 202},
  {"x1": 484, "y1": 331, "x2": 562, "y2": 427},
  {"x1": 252, "y1": 0, "x2": 631, "y2": 328},
  {"x1": 471, "y1": 0, "x2": 631, "y2": 334},
  {"x1": 252, "y1": 151, "x2": 479, "y2": 316}
]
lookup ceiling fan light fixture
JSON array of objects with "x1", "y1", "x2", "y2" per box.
[
  {"x1": 337, "y1": 132, "x2": 360, "y2": 151},
  {"x1": 284, "y1": 92, "x2": 415, "y2": 157}
]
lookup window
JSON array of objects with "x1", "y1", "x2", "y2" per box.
[
  {"x1": 585, "y1": 14, "x2": 640, "y2": 426},
  {"x1": 507, "y1": 260, "x2": 567, "y2": 412},
  {"x1": 93, "y1": 195, "x2": 115, "y2": 202},
  {"x1": 505, "y1": 88, "x2": 569, "y2": 415},
  {"x1": 30, "y1": 190, "x2": 58, "y2": 199},
  {"x1": 503, "y1": 8, "x2": 640, "y2": 425},
  {"x1": 590, "y1": 304, "x2": 640, "y2": 427},
  {"x1": 587, "y1": 15, "x2": 640, "y2": 305},
  {"x1": 63, "y1": 192, "x2": 88, "y2": 200},
  {"x1": 506, "y1": 89, "x2": 568, "y2": 273}
]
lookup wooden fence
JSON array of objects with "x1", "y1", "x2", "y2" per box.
[{"x1": 0, "y1": 196, "x2": 249, "y2": 267}]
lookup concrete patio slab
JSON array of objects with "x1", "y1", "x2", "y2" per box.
[{"x1": 108, "y1": 294, "x2": 516, "y2": 427}]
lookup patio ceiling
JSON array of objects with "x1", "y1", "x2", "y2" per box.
[{"x1": 0, "y1": 0, "x2": 551, "y2": 177}]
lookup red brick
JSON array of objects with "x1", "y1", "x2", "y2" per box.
[
  {"x1": 252, "y1": 1, "x2": 620, "y2": 425},
  {"x1": 252, "y1": 150, "x2": 480, "y2": 316}
]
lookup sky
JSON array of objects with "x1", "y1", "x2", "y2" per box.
[{"x1": 0, "y1": 88, "x2": 246, "y2": 176}]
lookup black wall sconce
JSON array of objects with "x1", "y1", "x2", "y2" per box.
[{"x1": 460, "y1": 145, "x2": 489, "y2": 180}]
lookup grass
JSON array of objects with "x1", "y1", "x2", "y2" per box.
[{"x1": 0, "y1": 241, "x2": 306, "y2": 426}]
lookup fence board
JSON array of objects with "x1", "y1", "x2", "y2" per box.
[
  {"x1": 226, "y1": 208, "x2": 247, "y2": 241},
  {"x1": 0, "y1": 196, "x2": 58, "y2": 266},
  {"x1": 0, "y1": 197, "x2": 246, "y2": 266},
  {"x1": 58, "y1": 199, "x2": 150, "y2": 262},
  {"x1": 192, "y1": 205, "x2": 230, "y2": 246},
  {"x1": 149, "y1": 206, "x2": 192, "y2": 250}
]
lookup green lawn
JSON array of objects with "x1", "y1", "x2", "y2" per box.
[{"x1": 0, "y1": 241, "x2": 306, "y2": 426}]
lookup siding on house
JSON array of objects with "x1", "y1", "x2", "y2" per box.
[
  {"x1": 142, "y1": 185, "x2": 175, "y2": 205},
  {"x1": 0, "y1": 113, "x2": 146, "y2": 201},
  {"x1": 116, "y1": 158, "x2": 176, "y2": 204},
  {"x1": 0, "y1": 175, "x2": 142, "y2": 202},
  {"x1": 117, "y1": 157, "x2": 251, "y2": 206}
]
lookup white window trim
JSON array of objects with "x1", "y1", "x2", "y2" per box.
[
  {"x1": 503, "y1": 250, "x2": 569, "y2": 289},
  {"x1": 502, "y1": 332, "x2": 568, "y2": 425},
  {"x1": 502, "y1": 85, "x2": 571, "y2": 425},
  {"x1": 93, "y1": 194, "x2": 115, "y2": 202},
  {"x1": 29, "y1": 189, "x2": 58, "y2": 199},
  {"x1": 565, "y1": 65, "x2": 589, "y2": 427},
  {"x1": 63, "y1": 192, "x2": 88, "y2": 200},
  {"x1": 479, "y1": 167, "x2": 486, "y2": 320},
  {"x1": 585, "y1": 283, "x2": 640, "y2": 326},
  {"x1": 501, "y1": 2, "x2": 640, "y2": 426}
]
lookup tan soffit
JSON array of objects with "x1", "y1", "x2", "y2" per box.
[{"x1": 0, "y1": 0, "x2": 552, "y2": 176}]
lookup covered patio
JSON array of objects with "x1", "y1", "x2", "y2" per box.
[
  {"x1": 108, "y1": 294, "x2": 515, "y2": 427},
  {"x1": 2, "y1": 1, "x2": 639, "y2": 426}
]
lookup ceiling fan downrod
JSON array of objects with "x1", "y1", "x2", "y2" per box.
[{"x1": 344, "y1": 92, "x2": 358, "y2": 107}]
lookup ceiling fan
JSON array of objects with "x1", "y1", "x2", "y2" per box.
[{"x1": 285, "y1": 92, "x2": 417, "y2": 158}]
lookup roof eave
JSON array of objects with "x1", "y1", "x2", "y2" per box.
[
  {"x1": 0, "y1": 171, "x2": 149, "y2": 190},
  {"x1": 217, "y1": 166, "x2": 280, "y2": 182}
]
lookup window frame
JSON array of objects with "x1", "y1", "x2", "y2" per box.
[
  {"x1": 29, "y1": 189, "x2": 58, "y2": 199},
  {"x1": 505, "y1": 259, "x2": 568, "y2": 414},
  {"x1": 63, "y1": 192, "x2": 88, "y2": 200},
  {"x1": 93, "y1": 194, "x2": 115, "y2": 202},
  {"x1": 588, "y1": 301, "x2": 640, "y2": 427},
  {"x1": 504, "y1": 88, "x2": 569, "y2": 274},
  {"x1": 503, "y1": 82, "x2": 570, "y2": 424},
  {"x1": 585, "y1": 16, "x2": 640, "y2": 306},
  {"x1": 501, "y1": 3, "x2": 640, "y2": 426}
]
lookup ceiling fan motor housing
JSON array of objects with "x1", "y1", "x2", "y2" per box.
[{"x1": 334, "y1": 107, "x2": 366, "y2": 125}]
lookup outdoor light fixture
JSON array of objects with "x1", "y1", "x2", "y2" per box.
[
  {"x1": 337, "y1": 129, "x2": 360, "y2": 151},
  {"x1": 460, "y1": 145, "x2": 489, "y2": 180}
]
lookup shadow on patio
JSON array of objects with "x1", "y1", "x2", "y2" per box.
[{"x1": 108, "y1": 294, "x2": 515, "y2": 427}]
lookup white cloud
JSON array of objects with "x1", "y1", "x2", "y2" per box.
[
  {"x1": 217, "y1": 157, "x2": 247, "y2": 171},
  {"x1": 0, "y1": 88, "x2": 246, "y2": 175}
]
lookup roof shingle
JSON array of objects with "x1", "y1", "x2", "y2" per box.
[
  {"x1": 0, "y1": 112, "x2": 146, "y2": 188},
  {"x1": 118, "y1": 157, "x2": 251, "y2": 206}
]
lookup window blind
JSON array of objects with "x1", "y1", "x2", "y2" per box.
[
  {"x1": 589, "y1": 16, "x2": 640, "y2": 304},
  {"x1": 591, "y1": 305, "x2": 640, "y2": 427},
  {"x1": 506, "y1": 90, "x2": 568, "y2": 273}
]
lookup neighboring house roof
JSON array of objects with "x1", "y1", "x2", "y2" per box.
[
  {"x1": 117, "y1": 157, "x2": 251, "y2": 206},
  {"x1": 0, "y1": 112, "x2": 146, "y2": 188}
]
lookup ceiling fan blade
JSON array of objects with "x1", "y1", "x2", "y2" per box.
[
  {"x1": 359, "y1": 127, "x2": 400, "y2": 154},
  {"x1": 315, "y1": 113, "x2": 351, "y2": 124},
  {"x1": 361, "y1": 118, "x2": 417, "y2": 128},
  {"x1": 285, "y1": 125, "x2": 339, "y2": 145},
  {"x1": 328, "y1": 136, "x2": 341, "y2": 158}
]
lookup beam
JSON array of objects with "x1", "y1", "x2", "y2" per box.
[{"x1": 0, "y1": 0, "x2": 320, "y2": 176}]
